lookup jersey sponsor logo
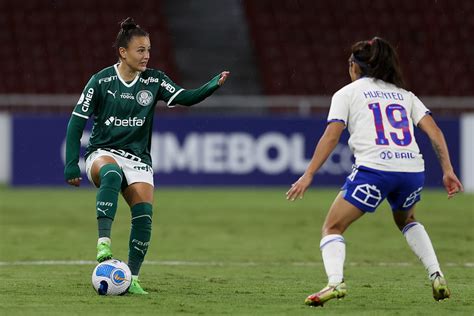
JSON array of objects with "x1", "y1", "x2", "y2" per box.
[
  {"x1": 120, "y1": 92, "x2": 135, "y2": 100},
  {"x1": 380, "y1": 150, "x2": 394, "y2": 160},
  {"x1": 136, "y1": 90, "x2": 153, "y2": 106},
  {"x1": 104, "y1": 116, "x2": 115, "y2": 126},
  {"x1": 379, "y1": 150, "x2": 416, "y2": 160},
  {"x1": 394, "y1": 152, "x2": 416, "y2": 159},
  {"x1": 104, "y1": 116, "x2": 146, "y2": 127},
  {"x1": 80, "y1": 88, "x2": 94, "y2": 112},
  {"x1": 160, "y1": 80, "x2": 176, "y2": 93},
  {"x1": 139, "y1": 77, "x2": 160, "y2": 85},
  {"x1": 98, "y1": 75, "x2": 118, "y2": 84}
]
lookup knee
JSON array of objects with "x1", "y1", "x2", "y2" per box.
[
  {"x1": 99, "y1": 164, "x2": 123, "y2": 189},
  {"x1": 322, "y1": 222, "x2": 346, "y2": 236},
  {"x1": 394, "y1": 214, "x2": 416, "y2": 231}
]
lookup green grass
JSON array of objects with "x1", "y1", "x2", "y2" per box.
[{"x1": 0, "y1": 187, "x2": 473, "y2": 315}]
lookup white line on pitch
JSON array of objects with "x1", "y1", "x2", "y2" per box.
[{"x1": 0, "y1": 260, "x2": 473, "y2": 268}]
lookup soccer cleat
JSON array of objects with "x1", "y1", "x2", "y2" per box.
[
  {"x1": 96, "y1": 242, "x2": 113, "y2": 263},
  {"x1": 305, "y1": 282, "x2": 347, "y2": 307},
  {"x1": 431, "y1": 272, "x2": 450, "y2": 301},
  {"x1": 128, "y1": 276, "x2": 148, "y2": 295}
]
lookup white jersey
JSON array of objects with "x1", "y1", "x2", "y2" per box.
[{"x1": 327, "y1": 77, "x2": 430, "y2": 172}]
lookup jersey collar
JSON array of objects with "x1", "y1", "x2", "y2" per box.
[{"x1": 114, "y1": 63, "x2": 140, "y2": 88}]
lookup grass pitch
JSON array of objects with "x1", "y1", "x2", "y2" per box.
[{"x1": 0, "y1": 187, "x2": 473, "y2": 315}]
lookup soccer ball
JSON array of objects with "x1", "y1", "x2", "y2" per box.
[{"x1": 91, "y1": 259, "x2": 132, "y2": 295}]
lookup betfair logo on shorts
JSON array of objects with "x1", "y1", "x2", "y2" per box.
[{"x1": 105, "y1": 116, "x2": 146, "y2": 127}]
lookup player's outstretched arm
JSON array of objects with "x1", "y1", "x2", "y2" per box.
[
  {"x1": 172, "y1": 71, "x2": 230, "y2": 106},
  {"x1": 418, "y1": 115, "x2": 464, "y2": 198},
  {"x1": 286, "y1": 122, "x2": 345, "y2": 201},
  {"x1": 64, "y1": 115, "x2": 87, "y2": 187}
]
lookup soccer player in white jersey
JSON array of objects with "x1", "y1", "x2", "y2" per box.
[
  {"x1": 64, "y1": 17, "x2": 229, "y2": 294},
  {"x1": 286, "y1": 37, "x2": 463, "y2": 306}
]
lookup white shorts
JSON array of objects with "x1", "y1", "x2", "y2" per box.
[{"x1": 85, "y1": 148, "x2": 154, "y2": 188}]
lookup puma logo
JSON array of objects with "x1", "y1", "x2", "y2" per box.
[
  {"x1": 97, "y1": 207, "x2": 109, "y2": 216},
  {"x1": 107, "y1": 90, "x2": 117, "y2": 98},
  {"x1": 134, "y1": 246, "x2": 146, "y2": 255}
]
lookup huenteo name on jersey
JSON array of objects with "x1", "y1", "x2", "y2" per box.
[{"x1": 104, "y1": 116, "x2": 146, "y2": 127}]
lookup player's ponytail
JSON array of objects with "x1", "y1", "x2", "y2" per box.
[
  {"x1": 114, "y1": 17, "x2": 149, "y2": 53},
  {"x1": 351, "y1": 37, "x2": 405, "y2": 88}
]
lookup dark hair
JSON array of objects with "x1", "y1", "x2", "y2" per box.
[
  {"x1": 350, "y1": 37, "x2": 405, "y2": 88},
  {"x1": 114, "y1": 17, "x2": 149, "y2": 52}
]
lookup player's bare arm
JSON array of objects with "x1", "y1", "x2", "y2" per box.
[
  {"x1": 418, "y1": 115, "x2": 464, "y2": 198},
  {"x1": 286, "y1": 122, "x2": 345, "y2": 201}
]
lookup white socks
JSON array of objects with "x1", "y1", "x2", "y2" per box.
[
  {"x1": 403, "y1": 222, "x2": 442, "y2": 279},
  {"x1": 320, "y1": 234, "x2": 346, "y2": 285},
  {"x1": 319, "y1": 223, "x2": 442, "y2": 286},
  {"x1": 97, "y1": 237, "x2": 111, "y2": 246}
]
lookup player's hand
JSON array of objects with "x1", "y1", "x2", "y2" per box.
[
  {"x1": 442, "y1": 171, "x2": 463, "y2": 199},
  {"x1": 286, "y1": 173, "x2": 313, "y2": 201},
  {"x1": 64, "y1": 164, "x2": 82, "y2": 187},
  {"x1": 67, "y1": 177, "x2": 82, "y2": 187},
  {"x1": 218, "y1": 71, "x2": 230, "y2": 86}
]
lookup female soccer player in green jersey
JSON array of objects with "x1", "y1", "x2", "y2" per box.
[{"x1": 64, "y1": 17, "x2": 229, "y2": 294}]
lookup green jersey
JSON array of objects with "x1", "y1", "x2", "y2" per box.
[{"x1": 70, "y1": 64, "x2": 220, "y2": 168}]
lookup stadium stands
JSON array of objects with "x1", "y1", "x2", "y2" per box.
[
  {"x1": 2, "y1": 0, "x2": 473, "y2": 98},
  {"x1": 243, "y1": 0, "x2": 474, "y2": 95},
  {"x1": 2, "y1": 0, "x2": 178, "y2": 93}
]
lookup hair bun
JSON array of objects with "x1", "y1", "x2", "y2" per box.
[{"x1": 120, "y1": 17, "x2": 138, "y2": 31}]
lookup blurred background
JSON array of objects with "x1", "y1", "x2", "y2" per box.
[{"x1": 0, "y1": 0, "x2": 473, "y2": 191}]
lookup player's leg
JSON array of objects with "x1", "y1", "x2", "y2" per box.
[
  {"x1": 393, "y1": 206, "x2": 450, "y2": 300},
  {"x1": 389, "y1": 171, "x2": 450, "y2": 301},
  {"x1": 122, "y1": 182, "x2": 154, "y2": 295},
  {"x1": 321, "y1": 191, "x2": 365, "y2": 286},
  {"x1": 306, "y1": 165, "x2": 388, "y2": 306},
  {"x1": 305, "y1": 192, "x2": 364, "y2": 306},
  {"x1": 90, "y1": 155, "x2": 123, "y2": 262}
]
